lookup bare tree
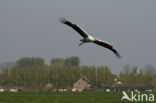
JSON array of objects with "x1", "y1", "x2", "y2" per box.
[
  {"x1": 144, "y1": 64, "x2": 156, "y2": 75},
  {"x1": 123, "y1": 64, "x2": 131, "y2": 73}
]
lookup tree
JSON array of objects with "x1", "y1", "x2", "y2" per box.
[
  {"x1": 0, "y1": 62, "x2": 16, "y2": 70},
  {"x1": 96, "y1": 66, "x2": 113, "y2": 87},
  {"x1": 81, "y1": 66, "x2": 92, "y2": 80},
  {"x1": 16, "y1": 57, "x2": 45, "y2": 68},
  {"x1": 51, "y1": 56, "x2": 80, "y2": 66},
  {"x1": 51, "y1": 58, "x2": 65, "y2": 65},
  {"x1": 144, "y1": 64, "x2": 156, "y2": 75},
  {"x1": 123, "y1": 64, "x2": 131, "y2": 74},
  {"x1": 143, "y1": 72, "x2": 153, "y2": 86},
  {"x1": 65, "y1": 56, "x2": 80, "y2": 66}
]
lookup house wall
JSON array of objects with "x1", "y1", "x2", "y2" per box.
[{"x1": 73, "y1": 78, "x2": 90, "y2": 90}]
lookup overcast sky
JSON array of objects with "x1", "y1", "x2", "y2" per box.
[{"x1": 0, "y1": 0, "x2": 156, "y2": 73}]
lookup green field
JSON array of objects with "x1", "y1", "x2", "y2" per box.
[{"x1": 0, "y1": 91, "x2": 155, "y2": 103}]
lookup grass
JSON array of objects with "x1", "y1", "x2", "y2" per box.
[{"x1": 0, "y1": 91, "x2": 155, "y2": 103}]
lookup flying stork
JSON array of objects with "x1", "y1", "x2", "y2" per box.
[{"x1": 60, "y1": 18, "x2": 122, "y2": 58}]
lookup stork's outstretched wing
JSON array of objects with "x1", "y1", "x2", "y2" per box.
[
  {"x1": 93, "y1": 39, "x2": 122, "y2": 58},
  {"x1": 60, "y1": 18, "x2": 88, "y2": 38}
]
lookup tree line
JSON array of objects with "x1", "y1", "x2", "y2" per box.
[{"x1": 0, "y1": 57, "x2": 156, "y2": 89}]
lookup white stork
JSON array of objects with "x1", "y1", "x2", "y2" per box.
[{"x1": 60, "y1": 18, "x2": 121, "y2": 58}]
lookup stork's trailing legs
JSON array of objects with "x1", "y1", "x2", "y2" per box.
[{"x1": 79, "y1": 42, "x2": 84, "y2": 46}]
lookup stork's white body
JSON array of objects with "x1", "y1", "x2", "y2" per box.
[{"x1": 80, "y1": 35, "x2": 95, "y2": 42}]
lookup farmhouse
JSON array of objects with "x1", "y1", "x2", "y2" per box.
[{"x1": 73, "y1": 77, "x2": 91, "y2": 91}]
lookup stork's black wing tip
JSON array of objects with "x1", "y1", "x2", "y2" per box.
[
  {"x1": 116, "y1": 52, "x2": 122, "y2": 59},
  {"x1": 59, "y1": 18, "x2": 68, "y2": 24}
]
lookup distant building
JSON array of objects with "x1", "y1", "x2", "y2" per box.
[{"x1": 73, "y1": 77, "x2": 91, "y2": 90}]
